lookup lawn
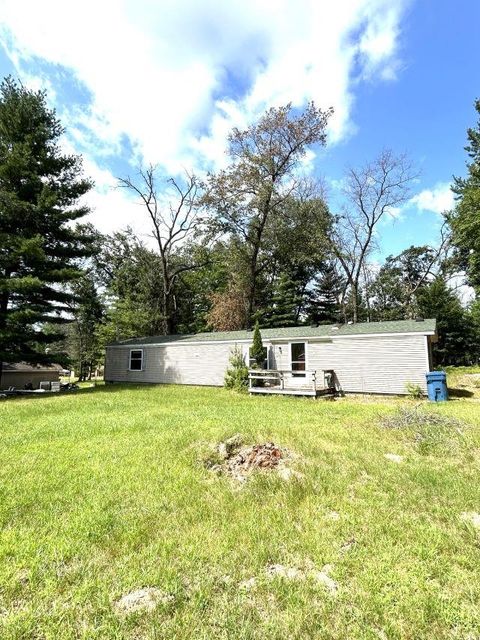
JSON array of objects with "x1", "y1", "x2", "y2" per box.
[{"x1": 1, "y1": 384, "x2": 479, "y2": 639}]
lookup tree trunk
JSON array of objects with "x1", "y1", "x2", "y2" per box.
[{"x1": 351, "y1": 283, "x2": 358, "y2": 324}]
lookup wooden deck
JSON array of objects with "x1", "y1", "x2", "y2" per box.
[{"x1": 248, "y1": 369, "x2": 336, "y2": 397}]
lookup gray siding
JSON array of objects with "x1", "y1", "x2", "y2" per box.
[
  {"x1": 270, "y1": 334, "x2": 428, "y2": 394},
  {"x1": 105, "y1": 333, "x2": 430, "y2": 394},
  {"x1": 105, "y1": 342, "x2": 239, "y2": 386},
  {"x1": 1, "y1": 370, "x2": 59, "y2": 390}
]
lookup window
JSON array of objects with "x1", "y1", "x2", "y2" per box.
[
  {"x1": 129, "y1": 349, "x2": 143, "y2": 371},
  {"x1": 249, "y1": 346, "x2": 268, "y2": 369},
  {"x1": 291, "y1": 342, "x2": 306, "y2": 376}
]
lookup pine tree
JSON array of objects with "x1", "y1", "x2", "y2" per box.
[
  {"x1": 250, "y1": 320, "x2": 266, "y2": 368},
  {"x1": 262, "y1": 273, "x2": 303, "y2": 328},
  {"x1": 449, "y1": 99, "x2": 480, "y2": 288},
  {"x1": 306, "y1": 264, "x2": 343, "y2": 325},
  {"x1": 417, "y1": 278, "x2": 472, "y2": 366},
  {"x1": 0, "y1": 77, "x2": 93, "y2": 386}
]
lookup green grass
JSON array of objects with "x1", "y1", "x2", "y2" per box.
[{"x1": 1, "y1": 384, "x2": 480, "y2": 639}]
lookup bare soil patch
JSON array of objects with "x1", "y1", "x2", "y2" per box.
[
  {"x1": 114, "y1": 587, "x2": 174, "y2": 616},
  {"x1": 205, "y1": 434, "x2": 302, "y2": 483},
  {"x1": 239, "y1": 563, "x2": 338, "y2": 595}
]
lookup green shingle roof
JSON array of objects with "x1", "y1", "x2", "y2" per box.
[{"x1": 109, "y1": 318, "x2": 436, "y2": 346}]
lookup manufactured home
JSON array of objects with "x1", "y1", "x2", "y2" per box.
[
  {"x1": 0, "y1": 362, "x2": 60, "y2": 390},
  {"x1": 105, "y1": 318, "x2": 437, "y2": 396}
]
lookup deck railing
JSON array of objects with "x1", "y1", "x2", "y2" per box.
[{"x1": 248, "y1": 369, "x2": 335, "y2": 394}]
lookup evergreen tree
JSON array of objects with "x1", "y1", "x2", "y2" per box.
[
  {"x1": 250, "y1": 320, "x2": 266, "y2": 368},
  {"x1": 417, "y1": 278, "x2": 472, "y2": 366},
  {"x1": 449, "y1": 99, "x2": 480, "y2": 288},
  {"x1": 0, "y1": 77, "x2": 93, "y2": 386},
  {"x1": 306, "y1": 263, "x2": 343, "y2": 325},
  {"x1": 66, "y1": 275, "x2": 105, "y2": 381},
  {"x1": 262, "y1": 273, "x2": 303, "y2": 328}
]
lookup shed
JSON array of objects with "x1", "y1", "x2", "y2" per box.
[
  {"x1": 1, "y1": 362, "x2": 61, "y2": 390},
  {"x1": 105, "y1": 318, "x2": 437, "y2": 395}
]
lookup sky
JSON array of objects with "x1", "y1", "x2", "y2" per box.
[{"x1": 0, "y1": 0, "x2": 479, "y2": 261}]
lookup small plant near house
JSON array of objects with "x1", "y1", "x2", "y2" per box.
[
  {"x1": 224, "y1": 346, "x2": 249, "y2": 392},
  {"x1": 405, "y1": 381, "x2": 424, "y2": 399},
  {"x1": 250, "y1": 320, "x2": 266, "y2": 368}
]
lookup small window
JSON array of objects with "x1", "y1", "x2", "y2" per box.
[
  {"x1": 129, "y1": 349, "x2": 143, "y2": 371},
  {"x1": 291, "y1": 342, "x2": 306, "y2": 376},
  {"x1": 249, "y1": 346, "x2": 268, "y2": 369}
]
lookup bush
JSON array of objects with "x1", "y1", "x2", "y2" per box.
[
  {"x1": 224, "y1": 346, "x2": 249, "y2": 392},
  {"x1": 250, "y1": 321, "x2": 265, "y2": 368},
  {"x1": 405, "y1": 381, "x2": 424, "y2": 399}
]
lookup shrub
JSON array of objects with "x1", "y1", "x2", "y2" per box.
[
  {"x1": 224, "y1": 346, "x2": 249, "y2": 392},
  {"x1": 405, "y1": 381, "x2": 424, "y2": 399},
  {"x1": 250, "y1": 321, "x2": 265, "y2": 368}
]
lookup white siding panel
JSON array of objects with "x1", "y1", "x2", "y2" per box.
[
  {"x1": 307, "y1": 335, "x2": 428, "y2": 394},
  {"x1": 105, "y1": 334, "x2": 429, "y2": 394},
  {"x1": 106, "y1": 342, "x2": 244, "y2": 386}
]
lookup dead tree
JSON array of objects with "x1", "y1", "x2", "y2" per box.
[{"x1": 330, "y1": 150, "x2": 417, "y2": 323}]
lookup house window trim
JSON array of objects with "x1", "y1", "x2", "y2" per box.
[
  {"x1": 289, "y1": 341, "x2": 308, "y2": 376},
  {"x1": 129, "y1": 348, "x2": 144, "y2": 372}
]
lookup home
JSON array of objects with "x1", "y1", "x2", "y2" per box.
[
  {"x1": 1, "y1": 362, "x2": 61, "y2": 390},
  {"x1": 104, "y1": 318, "x2": 437, "y2": 395}
]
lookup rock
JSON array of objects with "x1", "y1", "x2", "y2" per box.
[
  {"x1": 384, "y1": 453, "x2": 403, "y2": 463},
  {"x1": 218, "y1": 434, "x2": 244, "y2": 459},
  {"x1": 460, "y1": 511, "x2": 480, "y2": 529},
  {"x1": 114, "y1": 587, "x2": 173, "y2": 615}
]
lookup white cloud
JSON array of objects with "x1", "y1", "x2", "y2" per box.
[
  {"x1": 0, "y1": 0, "x2": 409, "y2": 231},
  {"x1": 410, "y1": 182, "x2": 455, "y2": 215}
]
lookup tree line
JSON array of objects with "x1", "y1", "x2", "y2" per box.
[{"x1": 1, "y1": 76, "x2": 480, "y2": 384}]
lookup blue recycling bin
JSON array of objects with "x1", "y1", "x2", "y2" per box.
[{"x1": 426, "y1": 371, "x2": 448, "y2": 402}]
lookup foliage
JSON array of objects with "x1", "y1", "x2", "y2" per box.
[
  {"x1": 207, "y1": 284, "x2": 247, "y2": 331},
  {"x1": 205, "y1": 102, "x2": 332, "y2": 326},
  {"x1": 224, "y1": 345, "x2": 249, "y2": 391},
  {"x1": 449, "y1": 98, "x2": 480, "y2": 288},
  {"x1": 405, "y1": 381, "x2": 424, "y2": 399},
  {"x1": 305, "y1": 262, "x2": 344, "y2": 324},
  {"x1": 0, "y1": 76, "x2": 93, "y2": 384},
  {"x1": 262, "y1": 273, "x2": 304, "y2": 328},
  {"x1": 370, "y1": 242, "x2": 451, "y2": 321},
  {"x1": 250, "y1": 321, "x2": 266, "y2": 368},
  {"x1": 66, "y1": 274, "x2": 105, "y2": 380},
  {"x1": 94, "y1": 230, "x2": 168, "y2": 341},
  {"x1": 417, "y1": 277, "x2": 474, "y2": 366}
]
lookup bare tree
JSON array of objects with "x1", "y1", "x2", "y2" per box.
[
  {"x1": 330, "y1": 150, "x2": 418, "y2": 323},
  {"x1": 118, "y1": 166, "x2": 204, "y2": 334}
]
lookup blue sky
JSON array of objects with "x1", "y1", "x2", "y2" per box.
[{"x1": 0, "y1": 0, "x2": 479, "y2": 261}]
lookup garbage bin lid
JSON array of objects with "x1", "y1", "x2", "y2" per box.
[{"x1": 426, "y1": 371, "x2": 446, "y2": 381}]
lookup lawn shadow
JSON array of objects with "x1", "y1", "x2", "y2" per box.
[
  {"x1": 0, "y1": 382, "x2": 160, "y2": 403},
  {"x1": 448, "y1": 387, "x2": 474, "y2": 398}
]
